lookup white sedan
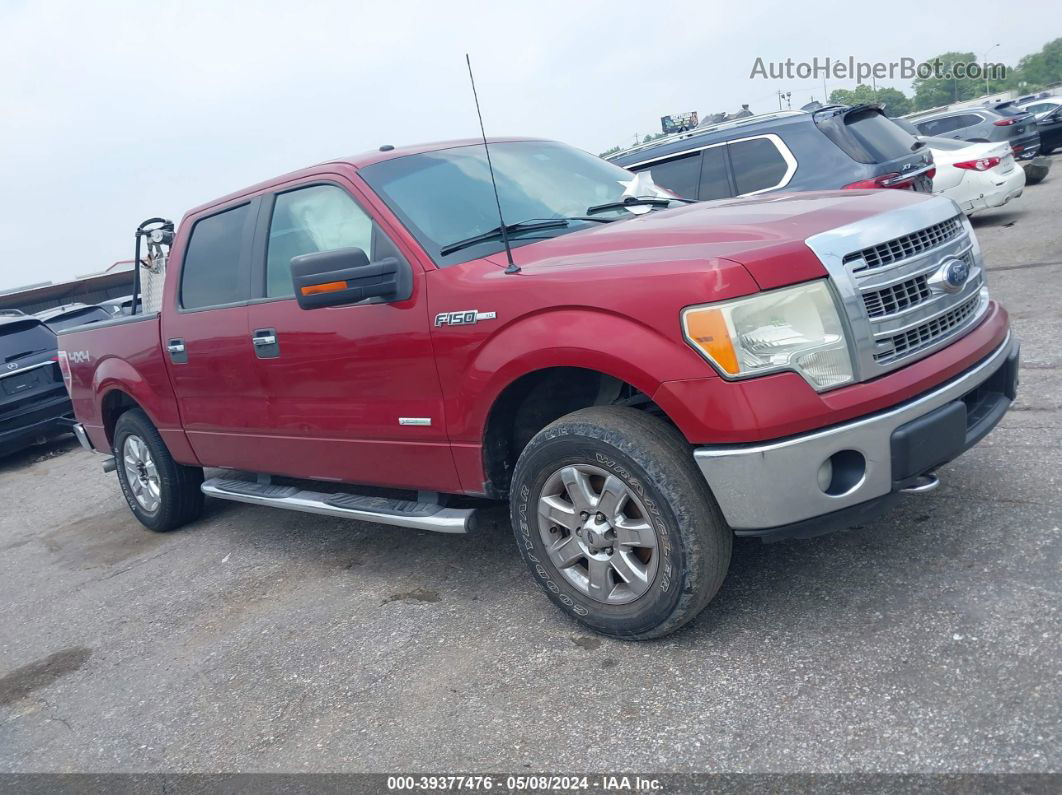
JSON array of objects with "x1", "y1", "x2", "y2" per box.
[{"x1": 922, "y1": 136, "x2": 1025, "y2": 216}]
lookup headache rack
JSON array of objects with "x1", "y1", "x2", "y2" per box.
[{"x1": 130, "y1": 218, "x2": 174, "y2": 315}]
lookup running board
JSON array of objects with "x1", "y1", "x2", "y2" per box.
[{"x1": 201, "y1": 478, "x2": 475, "y2": 534}]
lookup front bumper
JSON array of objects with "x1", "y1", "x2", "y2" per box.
[{"x1": 693, "y1": 334, "x2": 1019, "y2": 535}]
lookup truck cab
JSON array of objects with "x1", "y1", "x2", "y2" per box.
[{"x1": 60, "y1": 138, "x2": 1017, "y2": 639}]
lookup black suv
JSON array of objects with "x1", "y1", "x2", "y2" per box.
[
  {"x1": 0, "y1": 316, "x2": 73, "y2": 457},
  {"x1": 607, "y1": 105, "x2": 934, "y2": 200}
]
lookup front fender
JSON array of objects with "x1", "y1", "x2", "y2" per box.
[{"x1": 445, "y1": 307, "x2": 715, "y2": 442}]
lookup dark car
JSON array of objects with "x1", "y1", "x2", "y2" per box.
[
  {"x1": 907, "y1": 104, "x2": 1041, "y2": 161},
  {"x1": 0, "y1": 316, "x2": 73, "y2": 457},
  {"x1": 36, "y1": 303, "x2": 113, "y2": 332},
  {"x1": 607, "y1": 105, "x2": 934, "y2": 200},
  {"x1": 1026, "y1": 102, "x2": 1062, "y2": 155}
]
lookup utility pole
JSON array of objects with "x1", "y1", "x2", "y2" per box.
[
  {"x1": 776, "y1": 90, "x2": 791, "y2": 110},
  {"x1": 982, "y1": 43, "x2": 1000, "y2": 98}
]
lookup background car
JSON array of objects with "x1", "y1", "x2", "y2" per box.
[
  {"x1": 35, "y1": 303, "x2": 113, "y2": 331},
  {"x1": 920, "y1": 137, "x2": 1024, "y2": 215},
  {"x1": 1018, "y1": 96, "x2": 1062, "y2": 155},
  {"x1": 98, "y1": 295, "x2": 142, "y2": 316},
  {"x1": 607, "y1": 105, "x2": 935, "y2": 200},
  {"x1": 0, "y1": 315, "x2": 72, "y2": 457},
  {"x1": 907, "y1": 104, "x2": 1041, "y2": 160}
]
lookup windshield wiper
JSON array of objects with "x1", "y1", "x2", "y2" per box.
[
  {"x1": 440, "y1": 218, "x2": 600, "y2": 257},
  {"x1": 586, "y1": 195, "x2": 693, "y2": 215}
]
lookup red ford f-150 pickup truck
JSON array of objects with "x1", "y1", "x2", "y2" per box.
[{"x1": 59, "y1": 138, "x2": 1018, "y2": 639}]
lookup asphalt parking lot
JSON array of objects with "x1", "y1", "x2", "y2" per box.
[{"x1": 1, "y1": 161, "x2": 1060, "y2": 774}]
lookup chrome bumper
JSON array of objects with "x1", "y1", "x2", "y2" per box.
[
  {"x1": 693, "y1": 334, "x2": 1017, "y2": 531},
  {"x1": 72, "y1": 422, "x2": 94, "y2": 452}
]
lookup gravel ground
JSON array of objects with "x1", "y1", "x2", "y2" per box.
[{"x1": 1, "y1": 159, "x2": 1059, "y2": 774}]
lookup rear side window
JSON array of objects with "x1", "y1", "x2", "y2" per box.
[
  {"x1": 0, "y1": 321, "x2": 55, "y2": 362},
  {"x1": 640, "y1": 154, "x2": 700, "y2": 199},
  {"x1": 729, "y1": 138, "x2": 789, "y2": 194},
  {"x1": 698, "y1": 146, "x2": 731, "y2": 200},
  {"x1": 180, "y1": 203, "x2": 252, "y2": 310},
  {"x1": 918, "y1": 115, "x2": 973, "y2": 136}
]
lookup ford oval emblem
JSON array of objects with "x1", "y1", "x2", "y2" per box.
[{"x1": 930, "y1": 257, "x2": 970, "y2": 294}]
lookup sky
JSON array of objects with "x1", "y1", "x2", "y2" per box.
[{"x1": 1, "y1": 0, "x2": 1059, "y2": 289}]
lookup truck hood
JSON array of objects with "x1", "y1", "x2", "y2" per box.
[{"x1": 490, "y1": 189, "x2": 949, "y2": 290}]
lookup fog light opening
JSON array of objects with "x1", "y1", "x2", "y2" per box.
[{"x1": 819, "y1": 450, "x2": 866, "y2": 496}]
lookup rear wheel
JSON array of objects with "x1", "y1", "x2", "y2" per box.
[
  {"x1": 509, "y1": 407, "x2": 731, "y2": 639},
  {"x1": 113, "y1": 409, "x2": 203, "y2": 531}
]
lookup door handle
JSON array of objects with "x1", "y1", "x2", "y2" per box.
[
  {"x1": 251, "y1": 328, "x2": 280, "y2": 359},
  {"x1": 167, "y1": 338, "x2": 188, "y2": 364}
]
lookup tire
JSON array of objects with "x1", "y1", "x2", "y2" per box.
[
  {"x1": 509, "y1": 406, "x2": 731, "y2": 640},
  {"x1": 113, "y1": 408, "x2": 204, "y2": 532}
]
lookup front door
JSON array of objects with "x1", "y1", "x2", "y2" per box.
[{"x1": 243, "y1": 180, "x2": 459, "y2": 492}]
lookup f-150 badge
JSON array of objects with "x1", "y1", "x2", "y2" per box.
[{"x1": 434, "y1": 310, "x2": 497, "y2": 327}]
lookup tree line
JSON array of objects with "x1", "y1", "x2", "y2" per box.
[{"x1": 830, "y1": 37, "x2": 1062, "y2": 115}]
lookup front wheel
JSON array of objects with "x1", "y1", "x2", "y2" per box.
[
  {"x1": 113, "y1": 409, "x2": 204, "y2": 532},
  {"x1": 509, "y1": 407, "x2": 731, "y2": 639}
]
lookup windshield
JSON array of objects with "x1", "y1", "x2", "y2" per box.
[
  {"x1": 0, "y1": 320, "x2": 56, "y2": 362},
  {"x1": 360, "y1": 141, "x2": 643, "y2": 266}
]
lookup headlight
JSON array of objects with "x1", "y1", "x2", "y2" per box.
[{"x1": 681, "y1": 280, "x2": 854, "y2": 391}]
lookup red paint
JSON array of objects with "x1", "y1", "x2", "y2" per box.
[{"x1": 59, "y1": 139, "x2": 1010, "y2": 497}]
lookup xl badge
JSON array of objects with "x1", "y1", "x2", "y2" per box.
[
  {"x1": 434, "y1": 309, "x2": 497, "y2": 327},
  {"x1": 929, "y1": 257, "x2": 970, "y2": 294}
]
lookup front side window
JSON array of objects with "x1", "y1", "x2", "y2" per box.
[
  {"x1": 641, "y1": 154, "x2": 700, "y2": 199},
  {"x1": 266, "y1": 185, "x2": 374, "y2": 298},
  {"x1": 180, "y1": 203, "x2": 251, "y2": 310},
  {"x1": 729, "y1": 137, "x2": 789, "y2": 194},
  {"x1": 360, "y1": 141, "x2": 660, "y2": 266}
]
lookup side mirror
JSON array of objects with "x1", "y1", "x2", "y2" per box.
[{"x1": 290, "y1": 247, "x2": 410, "y2": 309}]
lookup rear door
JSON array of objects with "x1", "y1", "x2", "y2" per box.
[
  {"x1": 161, "y1": 199, "x2": 262, "y2": 468},
  {"x1": 242, "y1": 177, "x2": 459, "y2": 492}
]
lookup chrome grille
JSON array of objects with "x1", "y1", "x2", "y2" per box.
[
  {"x1": 861, "y1": 249, "x2": 976, "y2": 320},
  {"x1": 805, "y1": 198, "x2": 991, "y2": 386},
  {"x1": 844, "y1": 216, "x2": 964, "y2": 272},
  {"x1": 863, "y1": 275, "x2": 931, "y2": 318},
  {"x1": 874, "y1": 290, "x2": 982, "y2": 364}
]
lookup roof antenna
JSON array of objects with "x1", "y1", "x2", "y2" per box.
[{"x1": 465, "y1": 53, "x2": 519, "y2": 274}]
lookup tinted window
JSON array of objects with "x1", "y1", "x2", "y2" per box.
[
  {"x1": 843, "y1": 109, "x2": 918, "y2": 160},
  {"x1": 917, "y1": 116, "x2": 963, "y2": 136},
  {"x1": 0, "y1": 320, "x2": 55, "y2": 362},
  {"x1": 266, "y1": 185, "x2": 375, "y2": 298},
  {"x1": 44, "y1": 307, "x2": 112, "y2": 331},
  {"x1": 729, "y1": 138, "x2": 789, "y2": 194},
  {"x1": 641, "y1": 154, "x2": 700, "y2": 199},
  {"x1": 180, "y1": 203, "x2": 251, "y2": 309},
  {"x1": 698, "y1": 146, "x2": 731, "y2": 200}
]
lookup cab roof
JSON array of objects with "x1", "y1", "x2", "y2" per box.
[{"x1": 187, "y1": 137, "x2": 551, "y2": 217}]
